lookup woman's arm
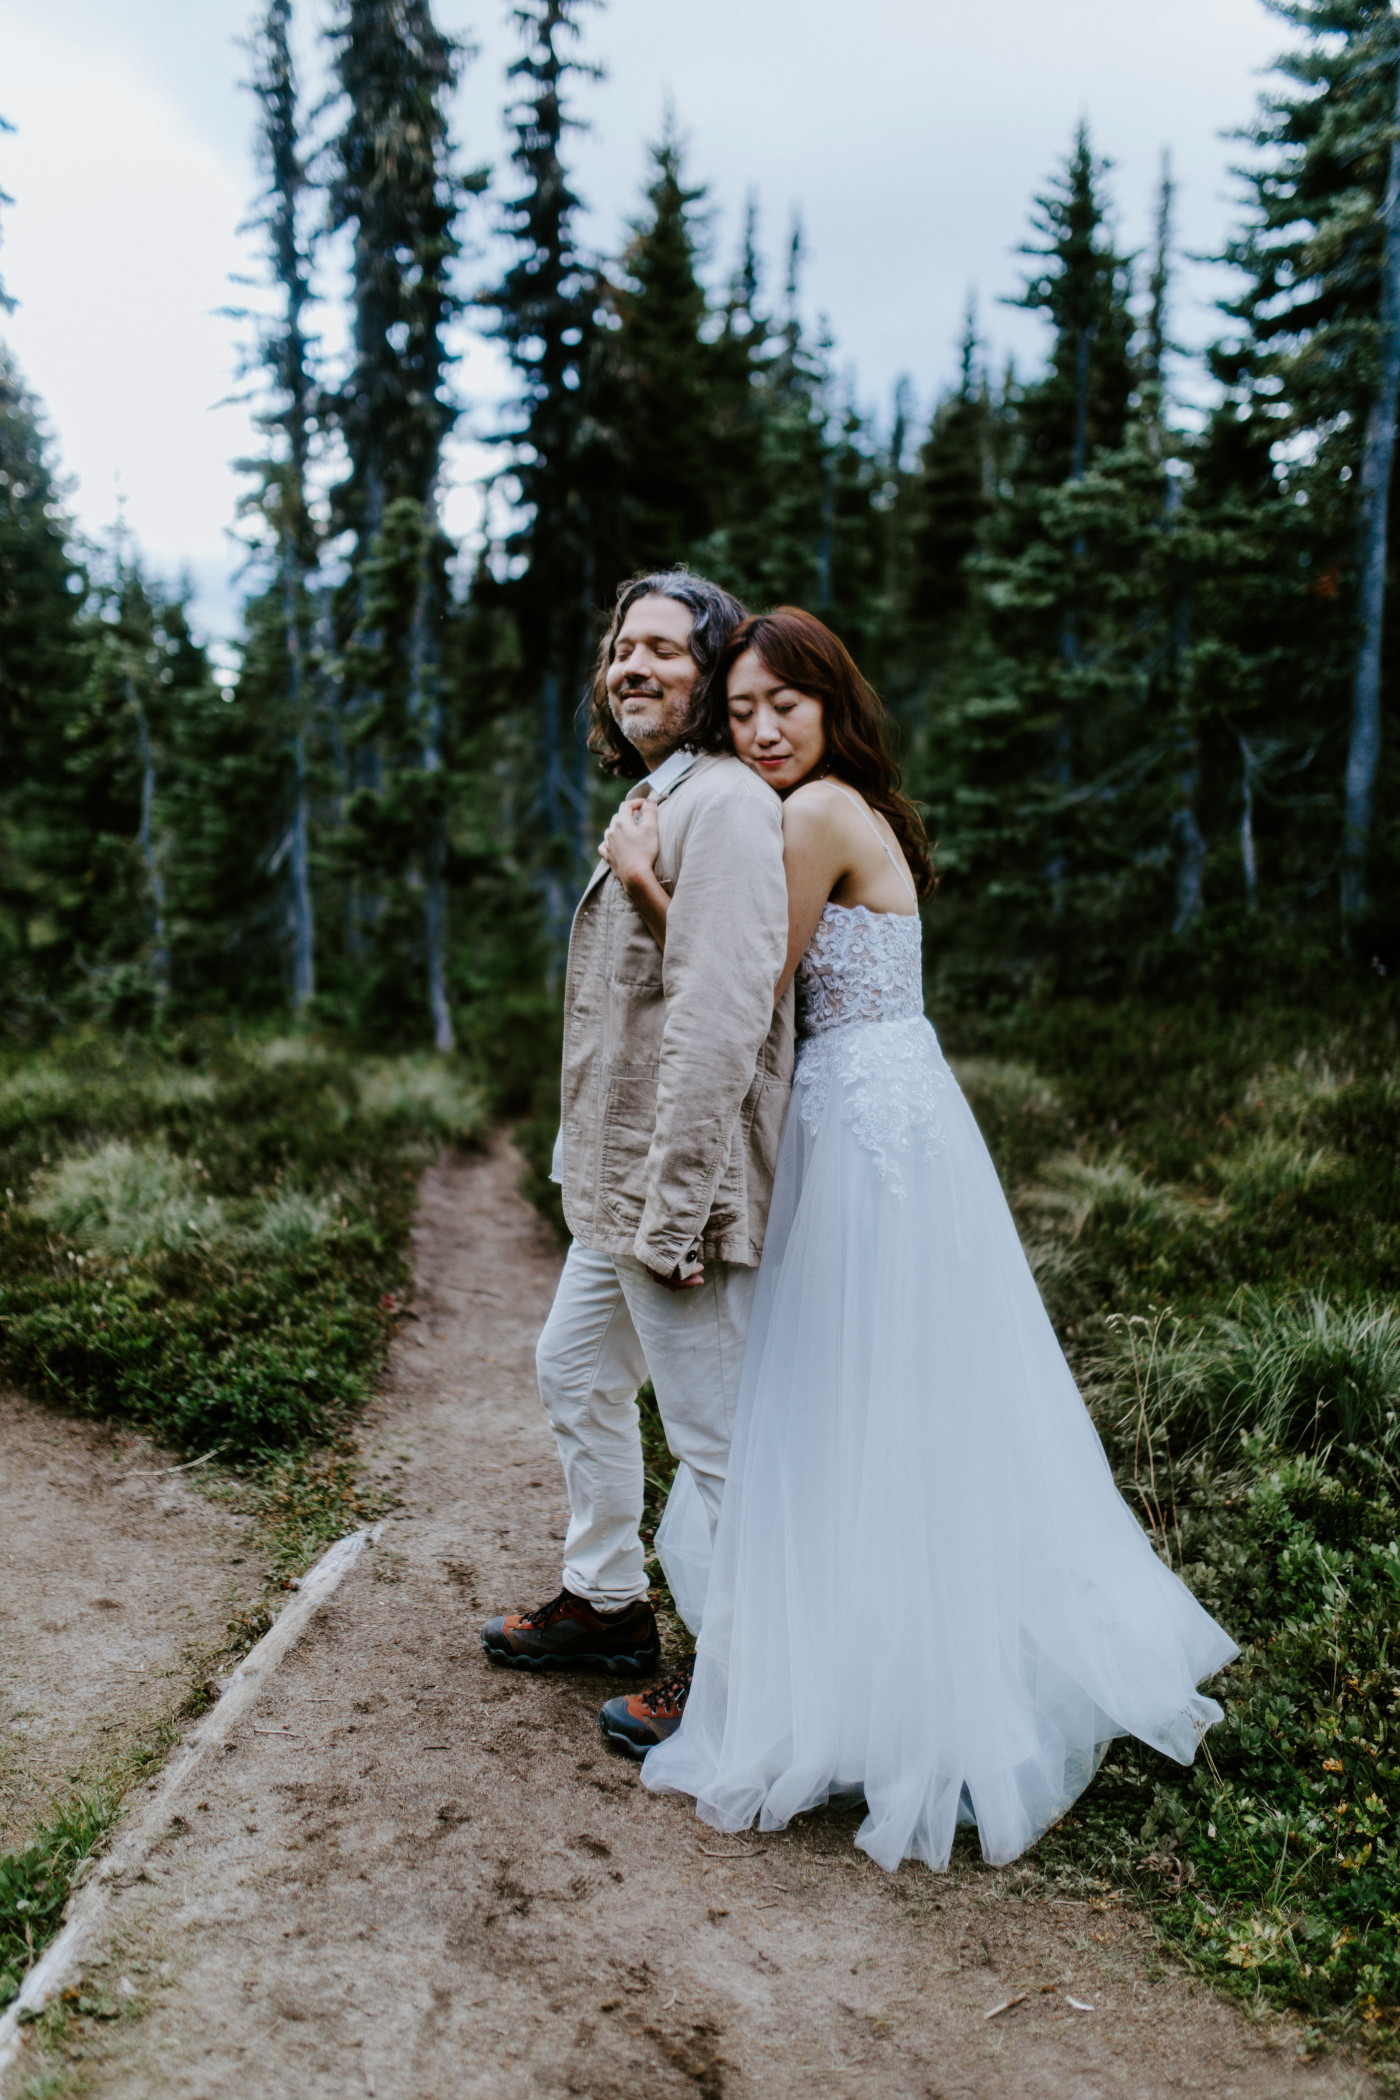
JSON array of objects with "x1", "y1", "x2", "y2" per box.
[
  {"x1": 600, "y1": 795, "x2": 670, "y2": 948},
  {"x1": 774, "y1": 786, "x2": 858, "y2": 999}
]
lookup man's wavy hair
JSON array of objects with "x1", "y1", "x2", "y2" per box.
[
  {"x1": 585, "y1": 569, "x2": 748, "y2": 780},
  {"x1": 692, "y1": 606, "x2": 936, "y2": 897}
]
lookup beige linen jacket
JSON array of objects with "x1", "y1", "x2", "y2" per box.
[{"x1": 559, "y1": 752, "x2": 794, "y2": 1273}]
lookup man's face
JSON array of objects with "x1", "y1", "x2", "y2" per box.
[{"x1": 605, "y1": 593, "x2": 699, "y2": 765}]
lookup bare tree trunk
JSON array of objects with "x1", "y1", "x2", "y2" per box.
[
  {"x1": 1239, "y1": 735, "x2": 1259, "y2": 913},
  {"x1": 410, "y1": 537, "x2": 454, "y2": 1053},
  {"x1": 1047, "y1": 323, "x2": 1097, "y2": 914},
  {"x1": 128, "y1": 680, "x2": 170, "y2": 1010},
  {"x1": 1172, "y1": 774, "x2": 1206, "y2": 933},
  {"x1": 283, "y1": 559, "x2": 315, "y2": 1012},
  {"x1": 1343, "y1": 40, "x2": 1400, "y2": 927}
]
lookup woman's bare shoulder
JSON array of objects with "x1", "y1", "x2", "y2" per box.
[{"x1": 782, "y1": 778, "x2": 867, "y2": 833}]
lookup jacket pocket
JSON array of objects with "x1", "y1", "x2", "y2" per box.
[
  {"x1": 598, "y1": 1069, "x2": 659, "y2": 1231},
  {"x1": 612, "y1": 907, "x2": 666, "y2": 987}
]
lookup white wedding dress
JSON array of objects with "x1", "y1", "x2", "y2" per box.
[{"x1": 642, "y1": 813, "x2": 1237, "y2": 1871}]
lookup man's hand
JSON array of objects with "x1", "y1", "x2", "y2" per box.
[{"x1": 646, "y1": 1259, "x2": 706, "y2": 1292}]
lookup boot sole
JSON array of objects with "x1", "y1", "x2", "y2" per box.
[
  {"x1": 480, "y1": 1634, "x2": 660, "y2": 1677},
  {"x1": 598, "y1": 1711, "x2": 656, "y2": 1760}
]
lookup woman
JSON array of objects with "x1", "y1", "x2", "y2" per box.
[{"x1": 600, "y1": 607, "x2": 1235, "y2": 1873}]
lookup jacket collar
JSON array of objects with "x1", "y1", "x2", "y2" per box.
[
  {"x1": 576, "y1": 748, "x2": 710, "y2": 906},
  {"x1": 641, "y1": 745, "x2": 702, "y2": 802}
]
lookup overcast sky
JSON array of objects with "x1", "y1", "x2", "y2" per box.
[{"x1": 0, "y1": 0, "x2": 1285, "y2": 649}]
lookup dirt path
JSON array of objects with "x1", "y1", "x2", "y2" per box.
[
  {"x1": 0, "y1": 1394, "x2": 264, "y2": 1855},
  {"x1": 7, "y1": 1141, "x2": 1372, "y2": 2098}
]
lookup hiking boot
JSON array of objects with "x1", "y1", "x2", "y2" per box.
[
  {"x1": 599, "y1": 1658, "x2": 695, "y2": 1758},
  {"x1": 480, "y1": 1589, "x2": 660, "y2": 1675}
]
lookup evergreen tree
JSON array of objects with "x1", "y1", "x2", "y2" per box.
[
  {"x1": 0, "y1": 351, "x2": 87, "y2": 1020},
  {"x1": 606, "y1": 118, "x2": 737, "y2": 571},
  {"x1": 239, "y1": 0, "x2": 321, "y2": 1013},
  {"x1": 694, "y1": 217, "x2": 830, "y2": 610},
  {"x1": 486, "y1": 0, "x2": 603, "y2": 939},
  {"x1": 326, "y1": 0, "x2": 484, "y2": 1045},
  {"x1": 1013, "y1": 122, "x2": 1135, "y2": 491},
  {"x1": 1208, "y1": 0, "x2": 1400, "y2": 944},
  {"x1": 906, "y1": 304, "x2": 993, "y2": 635}
]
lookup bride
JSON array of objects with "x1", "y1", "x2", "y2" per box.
[{"x1": 599, "y1": 605, "x2": 1236, "y2": 1872}]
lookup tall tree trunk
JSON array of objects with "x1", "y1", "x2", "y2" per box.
[
  {"x1": 128, "y1": 679, "x2": 170, "y2": 1009},
  {"x1": 1342, "y1": 40, "x2": 1400, "y2": 927},
  {"x1": 284, "y1": 559, "x2": 316, "y2": 1011},
  {"x1": 1172, "y1": 765, "x2": 1206, "y2": 933},
  {"x1": 1048, "y1": 322, "x2": 1097, "y2": 912},
  {"x1": 410, "y1": 546, "x2": 454, "y2": 1052},
  {"x1": 1239, "y1": 735, "x2": 1260, "y2": 913},
  {"x1": 539, "y1": 665, "x2": 571, "y2": 992}
]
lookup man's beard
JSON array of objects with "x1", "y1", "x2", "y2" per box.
[{"x1": 618, "y1": 692, "x2": 693, "y2": 754}]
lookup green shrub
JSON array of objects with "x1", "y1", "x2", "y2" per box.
[{"x1": 0, "y1": 1031, "x2": 485, "y2": 1458}]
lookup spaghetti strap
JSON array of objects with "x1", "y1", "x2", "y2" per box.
[{"x1": 828, "y1": 782, "x2": 918, "y2": 905}]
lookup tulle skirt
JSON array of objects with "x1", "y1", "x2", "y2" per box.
[{"x1": 642, "y1": 1015, "x2": 1237, "y2": 1871}]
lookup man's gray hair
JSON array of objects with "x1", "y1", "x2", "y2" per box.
[
  {"x1": 586, "y1": 567, "x2": 748, "y2": 780},
  {"x1": 610, "y1": 569, "x2": 747, "y2": 682}
]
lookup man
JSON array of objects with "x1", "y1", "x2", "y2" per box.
[{"x1": 481, "y1": 569, "x2": 794, "y2": 1755}]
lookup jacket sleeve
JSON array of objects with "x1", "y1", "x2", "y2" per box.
[{"x1": 632, "y1": 779, "x2": 787, "y2": 1272}]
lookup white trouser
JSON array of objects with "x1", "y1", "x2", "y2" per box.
[{"x1": 536, "y1": 1242, "x2": 757, "y2": 1610}]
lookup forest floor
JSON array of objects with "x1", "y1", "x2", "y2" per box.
[
  {"x1": 3, "y1": 1140, "x2": 1379, "y2": 2100},
  {"x1": 0, "y1": 1395, "x2": 267, "y2": 1861}
]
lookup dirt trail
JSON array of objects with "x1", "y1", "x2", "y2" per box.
[
  {"x1": 0, "y1": 1394, "x2": 263, "y2": 1855},
  {"x1": 8, "y1": 1141, "x2": 1372, "y2": 2098}
]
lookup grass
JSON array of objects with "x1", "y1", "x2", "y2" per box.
[
  {"x1": 0, "y1": 1797, "x2": 113, "y2": 2015},
  {"x1": 943, "y1": 993, "x2": 1400, "y2": 2056},
  {"x1": 0, "y1": 1028, "x2": 485, "y2": 1458}
]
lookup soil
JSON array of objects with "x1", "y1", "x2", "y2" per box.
[
  {"x1": 0, "y1": 1394, "x2": 263, "y2": 1855},
  {"x1": 4, "y1": 1141, "x2": 1376, "y2": 2098}
]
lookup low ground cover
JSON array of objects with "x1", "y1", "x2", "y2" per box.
[
  {"x1": 942, "y1": 996, "x2": 1400, "y2": 2056},
  {"x1": 0, "y1": 1029, "x2": 484, "y2": 1458}
]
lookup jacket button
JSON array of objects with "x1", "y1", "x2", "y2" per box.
[{"x1": 567, "y1": 1121, "x2": 581, "y2": 1137}]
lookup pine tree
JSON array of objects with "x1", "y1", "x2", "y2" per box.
[
  {"x1": 239, "y1": 0, "x2": 321, "y2": 1013},
  {"x1": 486, "y1": 0, "x2": 603, "y2": 941},
  {"x1": 0, "y1": 350, "x2": 88, "y2": 1019},
  {"x1": 1013, "y1": 123, "x2": 1135, "y2": 491},
  {"x1": 607, "y1": 117, "x2": 729, "y2": 570},
  {"x1": 1208, "y1": 0, "x2": 1400, "y2": 944},
  {"x1": 694, "y1": 216, "x2": 829, "y2": 610},
  {"x1": 901, "y1": 301, "x2": 994, "y2": 651},
  {"x1": 986, "y1": 127, "x2": 1137, "y2": 954},
  {"x1": 326, "y1": 0, "x2": 484, "y2": 1045}
]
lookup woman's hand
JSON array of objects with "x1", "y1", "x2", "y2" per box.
[
  {"x1": 600, "y1": 794, "x2": 670, "y2": 950},
  {"x1": 600, "y1": 793, "x2": 661, "y2": 889}
]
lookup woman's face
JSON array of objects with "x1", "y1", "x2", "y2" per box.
[{"x1": 726, "y1": 649, "x2": 827, "y2": 793}]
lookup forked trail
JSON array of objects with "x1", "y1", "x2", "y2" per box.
[{"x1": 7, "y1": 1142, "x2": 1372, "y2": 2099}]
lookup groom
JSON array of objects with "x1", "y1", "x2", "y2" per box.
[{"x1": 481, "y1": 569, "x2": 794, "y2": 1752}]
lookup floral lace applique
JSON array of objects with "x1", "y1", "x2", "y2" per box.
[
  {"x1": 795, "y1": 1018, "x2": 947, "y2": 1196},
  {"x1": 795, "y1": 903, "x2": 924, "y2": 1040},
  {"x1": 792, "y1": 904, "x2": 941, "y2": 1197}
]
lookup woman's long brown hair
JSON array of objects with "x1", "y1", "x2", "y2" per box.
[{"x1": 696, "y1": 607, "x2": 935, "y2": 897}]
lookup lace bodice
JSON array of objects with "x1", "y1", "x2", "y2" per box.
[{"x1": 795, "y1": 903, "x2": 924, "y2": 1040}]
